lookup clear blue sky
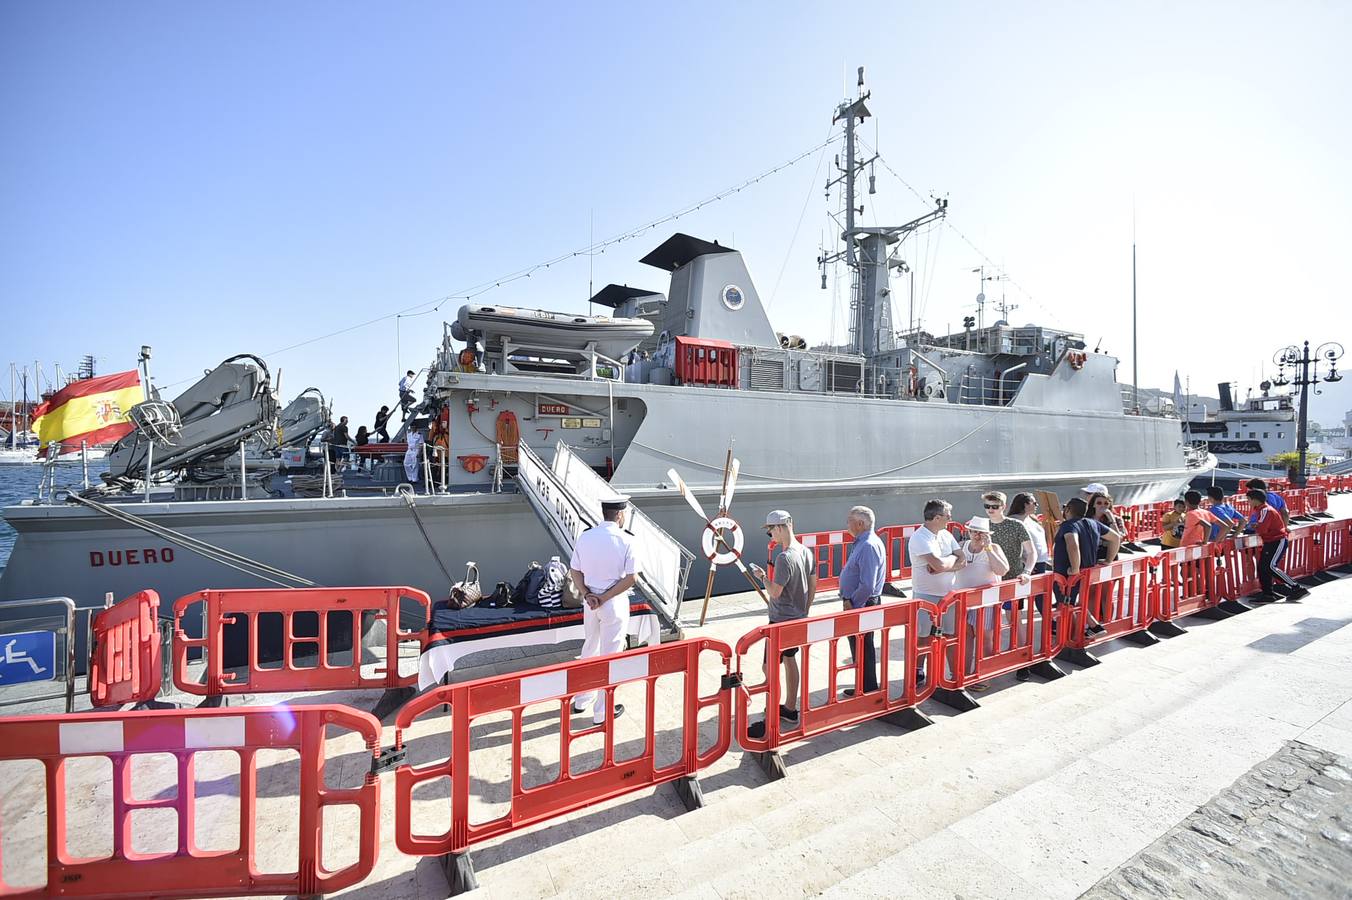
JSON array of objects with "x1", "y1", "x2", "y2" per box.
[{"x1": 3, "y1": 1, "x2": 1349, "y2": 427}]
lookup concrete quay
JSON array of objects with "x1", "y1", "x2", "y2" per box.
[{"x1": 1, "y1": 495, "x2": 1350, "y2": 899}]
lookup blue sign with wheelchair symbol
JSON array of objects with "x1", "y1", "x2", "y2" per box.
[{"x1": 0, "y1": 631, "x2": 57, "y2": 684}]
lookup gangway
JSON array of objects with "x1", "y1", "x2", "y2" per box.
[{"x1": 512, "y1": 441, "x2": 692, "y2": 631}]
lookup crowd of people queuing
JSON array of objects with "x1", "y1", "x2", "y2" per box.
[{"x1": 745, "y1": 477, "x2": 1309, "y2": 730}]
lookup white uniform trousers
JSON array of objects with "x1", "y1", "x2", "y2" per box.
[{"x1": 572, "y1": 594, "x2": 630, "y2": 722}]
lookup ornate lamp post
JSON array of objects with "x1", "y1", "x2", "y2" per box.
[{"x1": 1271, "y1": 341, "x2": 1343, "y2": 485}]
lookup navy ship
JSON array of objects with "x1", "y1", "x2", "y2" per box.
[{"x1": 0, "y1": 71, "x2": 1205, "y2": 623}]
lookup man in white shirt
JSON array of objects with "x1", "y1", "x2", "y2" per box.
[
  {"x1": 568, "y1": 495, "x2": 640, "y2": 723},
  {"x1": 909, "y1": 498, "x2": 965, "y2": 683},
  {"x1": 398, "y1": 370, "x2": 417, "y2": 415}
]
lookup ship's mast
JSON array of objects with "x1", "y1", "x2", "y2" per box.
[{"x1": 819, "y1": 67, "x2": 947, "y2": 358}]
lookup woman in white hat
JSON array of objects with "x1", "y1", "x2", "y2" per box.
[{"x1": 954, "y1": 516, "x2": 1011, "y2": 691}]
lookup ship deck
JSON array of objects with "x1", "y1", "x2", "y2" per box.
[{"x1": 2, "y1": 495, "x2": 1351, "y2": 897}]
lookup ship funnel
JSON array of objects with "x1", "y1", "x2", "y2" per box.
[
  {"x1": 1218, "y1": 382, "x2": 1234, "y2": 411},
  {"x1": 639, "y1": 233, "x2": 779, "y2": 348}
]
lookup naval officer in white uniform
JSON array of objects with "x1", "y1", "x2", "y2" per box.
[{"x1": 569, "y1": 494, "x2": 639, "y2": 723}]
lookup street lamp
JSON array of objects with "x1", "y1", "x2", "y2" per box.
[{"x1": 1272, "y1": 340, "x2": 1343, "y2": 485}]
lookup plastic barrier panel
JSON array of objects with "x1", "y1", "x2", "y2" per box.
[
  {"x1": 1284, "y1": 525, "x2": 1321, "y2": 580},
  {"x1": 88, "y1": 590, "x2": 163, "y2": 708},
  {"x1": 1324, "y1": 518, "x2": 1352, "y2": 568},
  {"x1": 941, "y1": 574, "x2": 1066, "y2": 687},
  {"x1": 0, "y1": 704, "x2": 381, "y2": 898},
  {"x1": 393, "y1": 637, "x2": 734, "y2": 858},
  {"x1": 1152, "y1": 544, "x2": 1219, "y2": 621},
  {"x1": 1058, "y1": 556, "x2": 1156, "y2": 660},
  {"x1": 734, "y1": 598, "x2": 940, "y2": 754},
  {"x1": 1217, "y1": 534, "x2": 1264, "y2": 600},
  {"x1": 173, "y1": 586, "x2": 430, "y2": 698},
  {"x1": 796, "y1": 529, "x2": 855, "y2": 592}
]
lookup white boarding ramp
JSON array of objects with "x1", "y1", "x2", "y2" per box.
[{"x1": 513, "y1": 441, "x2": 693, "y2": 627}]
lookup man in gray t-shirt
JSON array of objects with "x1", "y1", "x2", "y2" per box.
[{"x1": 748, "y1": 510, "x2": 817, "y2": 739}]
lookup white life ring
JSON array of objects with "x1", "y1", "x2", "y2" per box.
[{"x1": 701, "y1": 516, "x2": 744, "y2": 565}]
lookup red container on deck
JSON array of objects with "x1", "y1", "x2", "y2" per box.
[{"x1": 674, "y1": 336, "x2": 739, "y2": 388}]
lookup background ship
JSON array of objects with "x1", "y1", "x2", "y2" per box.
[{"x1": 0, "y1": 72, "x2": 1206, "y2": 625}]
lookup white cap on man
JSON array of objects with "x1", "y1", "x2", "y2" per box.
[{"x1": 764, "y1": 509, "x2": 792, "y2": 527}]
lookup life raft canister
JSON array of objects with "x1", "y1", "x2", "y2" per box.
[{"x1": 1067, "y1": 351, "x2": 1087, "y2": 371}]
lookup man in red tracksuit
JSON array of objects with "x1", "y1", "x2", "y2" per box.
[{"x1": 1247, "y1": 488, "x2": 1309, "y2": 602}]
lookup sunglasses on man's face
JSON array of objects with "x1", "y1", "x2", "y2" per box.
[{"x1": 983, "y1": 504, "x2": 1001, "y2": 510}]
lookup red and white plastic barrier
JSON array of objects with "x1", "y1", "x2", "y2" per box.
[
  {"x1": 1152, "y1": 544, "x2": 1220, "y2": 623},
  {"x1": 940, "y1": 573, "x2": 1066, "y2": 687},
  {"x1": 172, "y1": 586, "x2": 429, "y2": 699},
  {"x1": 734, "y1": 598, "x2": 940, "y2": 758},
  {"x1": 392, "y1": 637, "x2": 733, "y2": 868},
  {"x1": 88, "y1": 590, "x2": 163, "y2": 709},
  {"x1": 0, "y1": 705, "x2": 381, "y2": 898}
]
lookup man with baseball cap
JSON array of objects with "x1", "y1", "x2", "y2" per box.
[
  {"x1": 568, "y1": 494, "x2": 639, "y2": 723},
  {"x1": 748, "y1": 509, "x2": 816, "y2": 738}
]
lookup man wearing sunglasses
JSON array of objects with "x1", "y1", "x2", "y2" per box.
[{"x1": 748, "y1": 510, "x2": 816, "y2": 737}]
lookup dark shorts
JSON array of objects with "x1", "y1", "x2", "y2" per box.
[{"x1": 768, "y1": 615, "x2": 805, "y2": 660}]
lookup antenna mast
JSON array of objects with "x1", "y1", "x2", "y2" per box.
[{"x1": 818, "y1": 67, "x2": 948, "y2": 358}]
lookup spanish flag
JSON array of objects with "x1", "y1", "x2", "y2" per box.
[{"x1": 31, "y1": 370, "x2": 144, "y2": 457}]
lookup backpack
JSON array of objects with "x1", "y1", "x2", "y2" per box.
[{"x1": 512, "y1": 562, "x2": 545, "y2": 606}]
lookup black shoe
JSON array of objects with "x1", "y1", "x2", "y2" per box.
[
  {"x1": 571, "y1": 703, "x2": 589, "y2": 715},
  {"x1": 778, "y1": 704, "x2": 800, "y2": 722},
  {"x1": 1285, "y1": 587, "x2": 1310, "y2": 601},
  {"x1": 1086, "y1": 622, "x2": 1106, "y2": 636},
  {"x1": 841, "y1": 688, "x2": 857, "y2": 698},
  {"x1": 1016, "y1": 669, "x2": 1031, "y2": 682},
  {"x1": 1250, "y1": 592, "x2": 1281, "y2": 603},
  {"x1": 747, "y1": 720, "x2": 767, "y2": 739}
]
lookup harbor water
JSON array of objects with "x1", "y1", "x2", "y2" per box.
[{"x1": 0, "y1": 462, "x2": 107, "y2": 574}]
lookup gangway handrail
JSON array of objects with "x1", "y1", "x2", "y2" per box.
[{"x1": 511, "y1": 441, "x2": 691, "y2": 629}]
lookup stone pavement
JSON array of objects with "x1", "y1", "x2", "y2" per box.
[
  {"x1": 1083, "y1": 741, "x2": 1352, "y2": 900},
  {"x1": 1, "y1": 497, "x2": 1351, "y2": 898}
]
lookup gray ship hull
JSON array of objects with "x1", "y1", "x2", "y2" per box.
[{"x1": 0, "y1": 461, "x2": 1193, "y2": 616}]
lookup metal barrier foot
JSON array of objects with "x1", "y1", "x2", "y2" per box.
[
  {"x1": 1219, "y1": 600, "x2": 1253, "y2": 614},
  {"x1": 1056, "y1": 647, "x2": 1100, "y2": 668},
  {"x1": 1122, "y1": 630, "x2": 1162, "y2": 646},
  {"x1": 881, "y1": 706, "x2": 935, "y2": 730},
  {"x1": 1028, "y1": 661, "x2": 1068, "y2": 681},
  {"x1": 440, "y1": 851, "x2": 479, "y2": 895},
  {"x1": 931, "y1": 688, "x2": 980, "y2": 712},
  {"x1": 882, "y1": 583, "x2": 908, "y2": 598},
  {"x1": 371, "y1": 686, "x2": 416, "y2": 721},
  {"x1": 1148, "y1": 620, "x2": 1189, "y2": 638},
  {"x1": 673, "y1": 774, "x2": 706, "y2": 810},
  {"x1": 753, "y1": 750, "x2": 787, "y2": 781}
]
